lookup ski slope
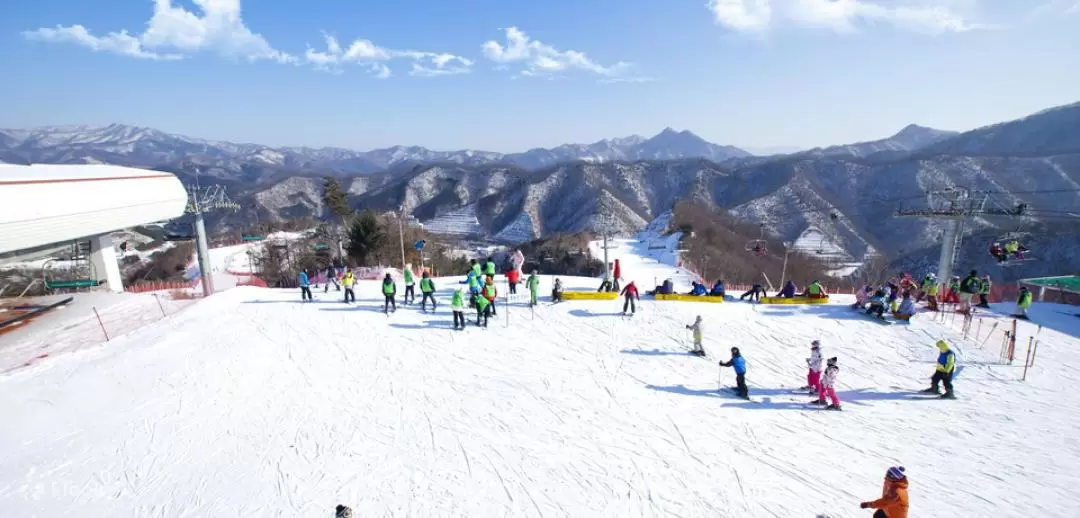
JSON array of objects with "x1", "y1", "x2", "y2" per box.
[{"x1": 1, "y1": 253, "x2": 1079, "y2": 516}]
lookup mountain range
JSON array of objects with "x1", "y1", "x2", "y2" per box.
[{"x1": 2, "y1": 102, "x2": 1079, "y2": 279}]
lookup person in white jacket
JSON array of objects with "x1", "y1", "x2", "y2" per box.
[
  {"x1": 813, "y1": 357, "x2": 841, "y2": 410},
  {"x1": 802, "y1": 340, "x2": 823, "y2": 391},
  {"x1": 685, "y1": 316, "x2": 705, "y2": 356}
]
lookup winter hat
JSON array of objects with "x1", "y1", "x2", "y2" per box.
[
  {"x1": 811, "y1": 340, "x2": 820, "y2": 349},
  {"x1": 936, "y1": 339, "x2": 949, "y2": 351},
  {"x1": 730, "y1": 346, "x2": 740, "y2": 355},
  {"x1": 336, "y1": 505, "x2": 353, "y2": 518},
  {"x1": 886, "y1": 466, "x2": 906, "y2": 481},
  {"x1": 695, "y1": 315, "x2": 702, "y2": 322},
  {"x1": 827, "y1": 356, "x2": 838, "y2": 365}
]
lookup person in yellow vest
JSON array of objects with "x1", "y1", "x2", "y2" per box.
[
  {"x1": 342, "y1": 269, "x2": 356, "y2": 303},
  {"x1": 1015, "y1": 286, "x2": 1033, "y2": 319},
  {"x1": 924, "y1": 279, "x2": 940, "y2": 312},
  {"x1": 977, "y1": 274, "x2": 992, "y2": 308},
  {"x1": 805, "y1": 280, "x2": 827, "y2": 299}
]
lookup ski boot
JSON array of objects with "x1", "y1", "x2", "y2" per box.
[
  {"x1": 921, "y1": 386, "x2": 940, "y2": 394},
  {"x1": 941, "y1": 392, "x2": 956, "y2": 400},
  {"x1": 810, "y1": 399, "x2": 827, "y2": 405},
  {"x1": 826, "y1": 404, "x2": 842, "y2": 411}
]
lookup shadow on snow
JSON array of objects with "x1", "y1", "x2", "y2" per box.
[{"x1": 645, "y1": 384, "x2": 946, "y2": 410}]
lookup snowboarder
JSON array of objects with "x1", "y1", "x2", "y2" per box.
[
  {"x1": 450, "y1": 288, "x2": 466, "y2": 330},
  {"x1": 977, "y1": 274, "x2": 992, "y2": 308},
  {"x1": 335, "y1": 504, "x2": 354, "y2": 518},
  {"x1": 419, "y1": 272, "x2": 437, "y2": 312},
  {"x1": 859, "y1": 466, "x2": 909, "y2": 518},
  {"x1": 922, "y1": 340, "x2": 956, "y2": 399},
  {"x1": 475, "y1": 291, "x2": 492, "y2": 327},
  {"x1": 709, "y1": 279, "x2": 726, "y2": 297},
  {"x1": 802, "y1": 340, "x2": 823, "y2": 392},
  {"x1": 719, "y1": 347, "x2": 748, "y2": 398},
  {"x1": 893, "y1": 293, "x2": 916, "y2": 321},
  {"x1": 621, "y1": 281, "x2": 640, "y2": 315},
  {"x1": 323, "y1": 265, "x2": 341, "y2": 293},
  {"x1": 1015, "y1": 286, "x2": 1033, "y2": 318},
  {"x1": 342, "y1": 269, "x2": 356, "y2": 303},
  {"x1": 853, "y1": 285, "x2": 871, "y2": 309},
  {"x1": 298, "y1": 270, "x2": 312, "y2": 301},
  {"x1": 526, "y1": 270, "x2": 540, "y2": 306},
  {"x1": 381, "y1": 273, "x2": 397, "y2": 313},
  {"x1": 687, "y1": 281, "x2": 707, "y2": 296},
  {"x1": 403, "y1": 267, "x2": 415, "y2": 305},
  {"x1": 551, "y1": 278, "x2": 564, "y2": 302},
  {"x1": 776, "y1": 280, "x2": 797, "y2": 298},
  {"x1": 686, "y1": 316, "x2": 705, "y2": 355},
  {"x1": 813, "y1": 356, "x2": 841, "y2": 410},
  {"x1": 739, "y1": 283, "x2": 765, "y2": 302},
  {"x1": 803, "y1": 279, "x2": 827, "y2": 299},
  {"x1": 867, "y1": 290, "x2": 887, "y2": 319},
  {"x1": 482, "y1": 276, "x2": 498, "y2": 316}
]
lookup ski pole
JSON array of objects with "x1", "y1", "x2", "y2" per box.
[{"x1": 717, "y1": 363, "x2": 722, "y2": 393}]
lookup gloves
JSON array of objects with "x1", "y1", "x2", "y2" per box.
[{"x1": 859, "y1": 502, "x2": 870, "y2": 509}]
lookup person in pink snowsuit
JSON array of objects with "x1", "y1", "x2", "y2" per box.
[
  {"x1": 816, "y1": 357, "x2": 841, "y2": 410},
  {"x1": 805, "y1": 340, "x2": 823, "y2": 391}
]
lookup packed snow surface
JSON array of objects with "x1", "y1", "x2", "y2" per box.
[{"x1": 1, "y1": 242, "x2": 1079, "y2": 516}]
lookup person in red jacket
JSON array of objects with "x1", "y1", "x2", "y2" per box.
[
  {"x1": 613, "y1": 259, "x2": 623, "y2": 292},
  {"x1": 506, "y1": 267, "x2": 521, "y2": 294},
  {"x1": 620, "y1": 281, "x2": 639, "y2": 315}
]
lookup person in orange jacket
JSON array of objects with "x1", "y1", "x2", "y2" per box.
[{"x1": 860, "y1": 466, "x2": 909, "y2": 518}]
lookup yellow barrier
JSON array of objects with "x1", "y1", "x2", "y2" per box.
[
  {"x1": 759, "y1": 296, "x2": 830, "y2": 305},
  {"x1": 654, "y1": 293, "x2": 724, "y2": 303},
  {"x1": 561, "y1": 291, "x2": 620, "y2": 301}
]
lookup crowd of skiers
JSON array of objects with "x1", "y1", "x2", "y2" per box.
[{"x1": 850, "y1": 269, "x2": 1034, "y2": 321}]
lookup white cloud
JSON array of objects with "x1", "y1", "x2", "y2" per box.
[
  {"x1": 481, "y1": 27, "x2": 643, "y2": 81},
  {"x1": 304, "y1": 34, "x2": 473, "y2": 77},
  {"x1": 706, "y1": 0, "x2": 983, "y2": 33},
  {"x1": 23, "y1": 0, "x2": 294, "y2": 63}
]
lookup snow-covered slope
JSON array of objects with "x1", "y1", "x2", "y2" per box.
[{"x1": 1, "y1": 241, "x2": 1079, "y2": 516}]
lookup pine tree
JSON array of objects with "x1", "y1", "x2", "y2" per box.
[
  {"x1": 322, "y1": 176, "x2": 352, "y2": 227},
  {"x1": 346, "y1": 210, "x2": 387, "y2": 266}
]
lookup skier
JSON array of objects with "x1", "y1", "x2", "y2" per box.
[
  {"x1": 484, "y1": 257, "x2": 497, "y2": 278},
  {"x1": 922, "y1": 340, "x2": 956, "y2": 399},
  {"x1": 917, "y1": 273, "x2": 935, "y2": 302},
  {"x1": 958, "y1": 270, "x2": 981, "y2": 313},
  {"x1": 739, "y1": 283, "x2": 765, "y2": 302},
  {"x1": 621, "y1": 281, "x2": 640, "y2": 315},
  {"x1": 419, "y1": 271, "x2": 437, "y2": 312},
  {"x1": 381, "y1": 273, "x2": 397, "y2": 313},
  {"x1": 475, "y1": 290, "x2": 492, "y2": 327},
  {"x1": 342, "y1": 269, "x2": 356, "y2": 303},
  {"x1": 402, "y1": 267, "x2": 416, "y2": 305},
  {"x1": 709, "y1": 279, "x2": 726, "y2": 297},
  {"x1": 859, "y1": 466, "x2": 909, "y2": 518},
  {"x1": 336, "y1": 504, "x2": 354, "y2": 518},
  {"x1": 944, "y1": 276, "x2": 961, "y2": 304},
  {"x1": 597, "y1": 267, "x2": 614, "y2": 293},
  {"x1": 813, "y1": 356, "x2": 841, "y2": 410},
  {"x1": 719, "y1": 347, "x2": 748, "y2": 398},
  {"x1": 923, "y1": 277, "x2": 940, "y2": 312},
  {"x1": 551, "y1": 278, "x2": 564, "y2": 302},
  {"x1": 867, "y1": 289, "x2": 887, "y2": 319},
  {"x1": 323, "y1": 265, "x2": 340, "y2": 293},
  {"x1": 685, "y1": 316, "x2": 705, "y2": 355},
  {"x1": 977, "y1": 274, "x2": 992, "y2": 308},
  {"x1": 1015, "y1": 286, "x2": 1033, "y2": 319},
  {"x1": 612, "y1": 259, "x2": 622, "y2": 292},
  {"x1": 470, "y1": 259, "x2": 482, "y2": 278},
  {"x1": 526, "y1": 270, "x2": 540, "y2": 306},
  {"x1": 450, "y1": 288, "x2": 466, "y2": 330},
  {"x1": 462, "y1": 268, "x2": 480, "y2": 308},
  {"x1": 298, "y1": 270, "x2": 312, "y2": 302},
  {"x1": 482, "y1": 276, "x2": 498, "y2": 316},
  {"x1": 802, "y1": 340, "x2": 823, "y2": 392},
  {"x1": 506, "y1": 266, "x2": 520, "y2": 295}
]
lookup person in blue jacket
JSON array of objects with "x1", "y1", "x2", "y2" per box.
[
  {"x1": 777, "y1": 280, "x2": 797, "y2": 298},
  {"x1": 719, "y1": 347, "x2": 749, "y2": 399},
  {"x1": 688, "y1": 282, "x2": 708, "y2": 296},
  {"x1": 709, "y1": 280, "x2": 726, "y2": 297},
  {"x1": 298, "y1": 270, "x2": 312, "y2": 301}
]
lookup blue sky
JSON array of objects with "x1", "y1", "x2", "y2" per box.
[{"x1": 2, "y1": 0, "x2": 1078, "y2": 153}]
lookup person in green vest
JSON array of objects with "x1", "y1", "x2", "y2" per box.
[
  {"x1": 419, "y1": 272, "x2": 437, "y2": 312},
  {"x1": 977, "y1": 274, "x2": 992, "y2": 308},
  {"x1": 482, "y1": 276, "x2": 498, "y2": 316},
  {"x1": 1015, "y1": 286, "x2": 1033, "y2": 319},
  {"x1": 475, "y1": 290, "x2": 492, "y2": 327},
  {"x1": 402, "y1": 267, "x2": 416, "y2": 305},
  {"x1": 526, "y1": 270, "x2": 540, "y2": 306},
  {"x1": 484, "y1": 257, "x2": 497, "y2": 277},
  {"x1": 471, "y1": 259, "x2": 482, "y2": 278},
  {"x1": 381, "y1": 273, "x2": 397, "y2": 313},
  {"x1": 804, "y1": 280, "x2": 827, "y2": 299},
  {"x1": 466, "y1": 269, "x2": 480, "y2": 308},
  {"x1": 450, "y1": 288, "x2": 466, "y2": 330}
]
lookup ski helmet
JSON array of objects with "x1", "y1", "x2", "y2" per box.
[
  {"x1": 695, "y1": 315, "x2": 702, "y2": 322},
  {"x1": 811, "y1": 340, "x2": 820, "y2": 348},
  {"x1": 730, "y1": 346, "x2": 740, "y2": 355},
  {"x1": 827, "y1": 357, "x2": 838, "y2": 365}
]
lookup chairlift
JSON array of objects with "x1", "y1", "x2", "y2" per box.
[
  {"x1": 42, "y1": 258, "x2": 100, "y2": 291},
  {"x1": 744, "y1": 225, "x2": 768, "y2": 257}
]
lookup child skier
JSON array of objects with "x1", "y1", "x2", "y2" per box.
[
  {"x1": 403, "y1": 267, "x2": 415, "y2": 305},
  {"x1": 977, "y1": 274, "x2": 992, "y2": 308},
  {"x1": 621, "y1": 281, "x2": 640, "y2": 315},
  {"x1": 859, "y1": 466, "x2": 909, "y2": 518},
  {"x1": 342, "y1": 269, "x2": 356, "y2": 303},
  {"x1": 419, "y1": 272, "x2": 437, "y2": 312},
  {"x1": 922, "y1": 340, "x2": 956, "y2": 399},
  {"x1": 1015, "y1": 286, "x2": 1033, "y2": 319},
  {"x1": 450, "y1": 288, "x2": 466, "y2": 330},
  {"x1": 381, "y1": 273, "x2": 397, "y2": 313},
  {"x1": 802, "y1": 340, "x2": 823, "y2": 392},
  {"x1": 482, "y1": 276, "x2": 498, "y2": 316},
  {"x1": 526, "y1": 270, "x2": 540, "y2": 306},
  {"x1": 719, "y1": 347, "x2": 748, "y2": 398},
  {"x1": 336, "y1": 504, "x2": 354, "y2": 518},
  {"x1": 813, "y1": 357, "x2": 841, "y2": 410},
  {"x1": 506, "y1": 267, "x2": 520, "y2": 295},
  {"x1": 475, "y1": 291, "x2": 492, "y2": 327},
  {"x1": 685, "y1": 316, "x2": 705, "y2": 355},
  {"x1": 298, "y1": 270, "x2": 312, "y2": 301},
  {"x1": 551, "y1": 278, "x2": 564, "y2": 302}
]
